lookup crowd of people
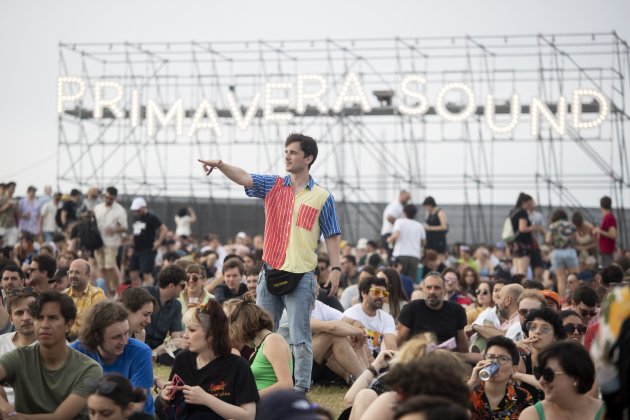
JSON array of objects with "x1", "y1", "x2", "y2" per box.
[{"x1": 0, "y1": 132, "x2": 628, "y2": 419}]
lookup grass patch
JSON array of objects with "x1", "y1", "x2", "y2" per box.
[{"x1": 154, "y1": 363, "x2": 348, "y2": 417}]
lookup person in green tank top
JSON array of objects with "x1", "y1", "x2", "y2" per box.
[
  {"x1": 228, "y1": 293, "x2": 293, "y2": 398},
  {"x1": 519, "y1": 341, "x2": 605, "y2": 420}
]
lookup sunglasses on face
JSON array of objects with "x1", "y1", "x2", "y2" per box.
[
  {"x1": 369, "y1": 288, "x2": 389, "y2": 298},
  {"x1": 579, "y1": 309, "x2": 597, "y2": 318},
  {"x1": 475, "y1": 289, "x2": 489, "y2": 296},
  {"x1": 563, "y1": 323, "x2": 587, "y2": 335},
  {"x1": 186, "y1": 275, "x2": 200, "y2": 283},
  {"x1": 526, "y1": 321, "x2": 553, "y2": 335},
  {"x1": 483, "y1": 354, "x2": 512, "y2": 365},
  {"x1": 518, "y1": 308, "x2": 536, "y2": 317},
  {"x1": 534, "y1": 366, "x2": 566, "y2": 383}
]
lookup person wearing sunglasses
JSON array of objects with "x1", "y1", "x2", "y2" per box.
[
  {"x1": 179, "y1": 264, "x2": 213, "y2": 313},
  {"x1": 519, "y1": 341, "x2": 605, "y2": 420},
  {"x1": 569, "y1": 286, "x2": 599, "y2": 327},
  {"x1": 468, "y1": 336, "x2": 534, "y2": 419},
  {"x1": 343, "y1": 276, "x2": 397, "y2": 357},
  {"x1": 88, "y1": 373, "x2": 152, "y2": 420},
  {"x1": 559, "y1": 309, "x2": 587, "y2": 343},
  {"x1": 516, "y1": 308, "x2": 567, "y2": 402},
  {"x1": 156, "y1": 300, "x2": 258, "y2": 420},
  {"x1": 466, "y1": 279, "x2": 494, "y2": 326}
]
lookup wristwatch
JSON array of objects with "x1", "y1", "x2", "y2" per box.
[{"x1": 331, "y1": 266, "x2": 341, "y2": 272}]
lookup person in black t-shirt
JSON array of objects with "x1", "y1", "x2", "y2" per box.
[
  {"x1": 156, "y1": 300, "x2": 259, "y2": 420},
  {"x1": 213, "y1": 258, "x2": 248, "y2": 304},
  {"x1": 397, "y1": 272, "x2": 467, "y2": 352},
  {"x1": 509, "y1": 193, "x2": 544, "y2": 276},
  {"x1": 129, "y1": 197, "x2": 167, "y2": 287}
]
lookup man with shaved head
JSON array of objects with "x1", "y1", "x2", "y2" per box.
[
  {"x1": 63, "y1": 258, "x2": 106, "y2": 341},
  {"x1": 472, "y1": 283, "x2": 525, "y2": 341}
]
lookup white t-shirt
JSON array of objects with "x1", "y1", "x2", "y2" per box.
[
  {"x1": 175, "y1": 215, "x2": 192, "y2": 237},
  {"x1": 39, "y1": 201, "x2": 58, "y2": 233},
  {"x1": 472, "y1": 306, "x2": 501, "y2": 328},
  {"x1": 340, "y1": 285, "x2": 359, "y2": 310},
  {"x1": 381, "y1": 201, "x2": 403, "y2": 235},
  {"x1": 343, "y1": 304, "x2": 396, "y2": 354},
  {"x1": 311, "y1": 300, "x2": 343, "y2": 322},
  {"x1": 392, "y1": 218, "x2": 426, "y2": 259},
  {"x1": 93, "y1": 201, "x2": 128, "y2": 247}
]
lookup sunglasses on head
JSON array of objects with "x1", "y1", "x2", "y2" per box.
[
  {"x1": 369, "y1": 288, "x2": 389, "y2": 298},
  {"x1": 475, "y1": 289, "x2": 489, "y2": 296},
  {"x1": 7, "y1": 287, "x2": 38, "y2": 299},
  {"x1": 563, "y1": 323, "x2": 587, "y2": 335},
  {"x1": 87, "y1": 379, "x2": 120, "y2": 396},
  {"x1": 534, "y1": 366, "x2": 566, "y2": 383}
]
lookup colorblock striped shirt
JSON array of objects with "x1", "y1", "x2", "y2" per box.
[{"x1": 245, "y1": 174, "x2": 341, "y2": 273}]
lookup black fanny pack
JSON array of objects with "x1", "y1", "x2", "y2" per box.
[{"x1": 265, "y1": 268, "x2": 304, "y2": 296}]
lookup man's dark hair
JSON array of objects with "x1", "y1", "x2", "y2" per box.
[
  {"x1": 70, "y1": 188, "x2": 82, "y2": 197},
  {"x1": 522, "y1": 280, "x2": 544, "y2": 290},
  {"x1": 600, "y1": 196, "x2": 612, "y2": 210},
  {"x1": 422, "y1": 196, "x2": 437, "y2": 207},
  {"x1": 394, "y1": 395, "x2": 469, "y2": 420},
  {"x1": 601, "y1": 264, "x2": 624, "y2": 286},
  {"x1": 6, "y1": 182, "x2": 16, "y2": 188},
  {"x1": 223, "y1": 253, "x2": 243, "y2": 264},
  {"x1": 161, "y1": 251, "x2": 179, "y2": 263},
  {"x1": 486, "y1": 335, "x2": 520, "y2": 365},
  {"x1": 157, "y1": 265, "x2": 186, "y2": 289},
  {"x1": 285, "y1": 133, "x2": 318, "y2": 169},
  {"x1": 360, "y1": 265, "x2": 376, "y2": 276},
  {"x1": 403, "y1": 204, "x2": 417, "y2": 219},
  {"x1": 367, "y1": 253, "x2": 383, "y2": 268},
  {"x1": 246, "y1": 264, "x2": 262, "y2": 277},
  {"x1": 367, "y1": 240, "x2": 378, "y2": 249},
  {"x1": 105, "y1": 186, "x2": 118, "y2": 197},
  {"x1": 317, "y1": 253, "x2": 330, "y2": 267},
  {"x1": 33, "y1": 254, "x2": 57, "y2": 278},
  {"x1": 343, "y1": 254, "x2": 356, "y2": 266},
  {"x1": 222, "y1": 258, "x2": 245, "y2": 275},
  {"x1": 573, "y1": 285, "x2": 598, "y2": 307},
  {"x1": 120, "y1": 287, "x2": 157, "y2": 312},
  {"x1": 538, "y1": 340, "x2": 595, "y2": 394},
  {"x1": 29, "y1": 291, "x2": 77, "y2": 322},
  {"x1": 358, "y1": 275, "x2": 387, "y2": 302},
  {"x1": 79, "y1": 301, "x2": 128, "y2": 353},
  {"x1": 550, "y1": 208, "x2": 568, "y2": 223},
  {"x1": 523, "y1": 307, "x2": 567, "y2": 340},
  {"x1": 1, "y1": 265, "x2": 25, "y2": 280}
]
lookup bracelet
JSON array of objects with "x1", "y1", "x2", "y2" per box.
[{"x1": 331, "y1": 266, "x2": 341, "y2": 272}]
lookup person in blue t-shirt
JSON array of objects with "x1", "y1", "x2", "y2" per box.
[{"x1": 71, "y1": 301, "x2": 154, "y2": 415}]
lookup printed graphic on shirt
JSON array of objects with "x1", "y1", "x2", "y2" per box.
[
  {"x1": 208, "y1": 380, "x2": 230, "y2": 398},
  {"x1": 133, "y1": 221, "x2": 146, "y2": 235},
  {"x1": 296, "y1": 204, "x2": 319, "y2": 231},
  {"x1": 367, "y1": 329, "x2": 383, "y2": 350}
]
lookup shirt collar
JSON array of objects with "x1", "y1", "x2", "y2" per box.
[{"x1": 283, "y1": 175, "x2": 314, "y2": 190}]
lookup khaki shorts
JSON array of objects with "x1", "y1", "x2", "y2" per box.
[{"x1": 95, "y1": 246, "x2": 118, "y2": 269}]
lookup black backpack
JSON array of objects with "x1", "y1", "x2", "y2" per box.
[{"x1": 76, "y1": 216, "x2": 104, "y2": 251}]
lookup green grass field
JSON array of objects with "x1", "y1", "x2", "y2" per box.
[{"x1": 154, "y1": 363, "x2": 348, "y2": 417}]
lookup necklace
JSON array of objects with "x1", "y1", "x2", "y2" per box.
[{"x1": 196, "y1": 354, "x2": 215, "y2": 370}]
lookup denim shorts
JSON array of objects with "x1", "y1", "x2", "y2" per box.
[{"x1": 551, "y1": 248, "x2": 578, "y2": 270}]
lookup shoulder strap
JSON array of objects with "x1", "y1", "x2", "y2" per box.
[
  {"x1": 593, "y1": 402, "x2": 605, "y2": 420},
  {"x1": 534, "y1": 401, "x2": 545, "y2": 420}
]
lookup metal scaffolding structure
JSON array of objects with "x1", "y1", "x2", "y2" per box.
[{"x1": 57, "y1": 33, "x2": 630, "y2": 245}]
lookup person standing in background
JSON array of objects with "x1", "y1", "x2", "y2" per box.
[
  {"x1": 381, "y1": 191, "x2": 411, "y2": 261},
  {"x1": 593, "y1": 196, "x2": 617, "y2": 268},
  {"x1": 422, "y1": 196, "x2": 448, "y2": 260}
]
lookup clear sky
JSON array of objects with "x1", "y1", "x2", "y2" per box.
[{"x1": 1, "y1": 0, "x2": 629, "y2": 205}]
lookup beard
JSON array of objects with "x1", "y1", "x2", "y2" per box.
[{"x1": 426, "y1": 295, "x2": 442, "y2": 308}]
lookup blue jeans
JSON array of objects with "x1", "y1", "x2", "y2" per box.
[{"x1": 256, "y1": 266, "x2": 316, "y2": 392}]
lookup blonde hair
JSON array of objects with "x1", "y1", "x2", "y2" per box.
[{"x1": 395, "y1": 332, "x2": 436, "y2": 364}]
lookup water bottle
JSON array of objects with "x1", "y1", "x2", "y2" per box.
[{"x1": 479, "y1": 362, "x2": 500, "y2": 381}]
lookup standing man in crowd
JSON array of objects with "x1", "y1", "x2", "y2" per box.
[
  {"x1": 199, "y1": 132, "x2": 341, "y2": 393},
  {"x1": 387, "y1": 204, "x2": 426, "y2": 282},
  {"x1": 0, "y1": 182, "x2": 18, "y2": 247},
  {"x1": 39, "y1": 192, "x2": 62, "y2": 243},
  {"x1": 64, "y1": 258, "x2": 106, "y2": 341},
  {"x1": 18, "y1": 186, "x2": 41, "y2": 237},
  {"x1": 94, "y1": 187, "x2": 128, "y2": 296},
  {"x1": 129, "y1": 197, "x2": 167, "y2": 287},
  {"x1": 381, "y1": 190, "x2": 411, "y2": 260},
  {"x1": 593, "y1": 195, "x2": 617, "y2": 268}
]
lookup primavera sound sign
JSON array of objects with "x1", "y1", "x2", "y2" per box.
[{"x1": 57, "y1": 72, "x2": 609, "y2": 138}]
